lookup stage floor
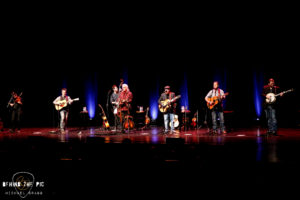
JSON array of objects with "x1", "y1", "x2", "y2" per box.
[
  {"x1": 1, "y1": 126, "x2": 300, "y2": 144},
  {"x1": 1, "y1": 126, "x2": 300, "y2": 198}
]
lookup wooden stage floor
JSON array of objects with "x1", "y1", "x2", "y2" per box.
[
  {"x1": 1, "y1": 126, "x2": 300, "y2": 198},
  {"x1": 1, "y1": 126, "x2": 300, "y2": 144}
]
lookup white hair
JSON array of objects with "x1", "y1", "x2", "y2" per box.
[{"x1": 122, "y1": 84, "x2": 130, "y2": 91}]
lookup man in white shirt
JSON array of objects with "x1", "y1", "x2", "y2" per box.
[
  {"x1": 205, "y1": 81, "x2": 227, "y2": 135},
  {"x1": 53, "y1": 88, "x2": 74, "y2": 133}
]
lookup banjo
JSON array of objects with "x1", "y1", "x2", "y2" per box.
[{"x1": 266, "y1": 88, "x2": 294, "y2": 104}]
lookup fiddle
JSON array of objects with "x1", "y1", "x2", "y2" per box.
[
  {"x1": 9, "y1": 92, "x2": 23, "y2": 107},
  {"x1": 15, "y1": 96, "x2": 22, "y2": 105}
]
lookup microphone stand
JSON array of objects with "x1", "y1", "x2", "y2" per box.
[
  {"x1": 106, "y1": 90, "x2": 111, "y2": 120},
  {"x1": 196, "y1": 110, "x2": 201, "y2": 130}
]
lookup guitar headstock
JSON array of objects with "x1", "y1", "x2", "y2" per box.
[{"x1": 98, "y1": 104, "x2": 105, "y2": 113}]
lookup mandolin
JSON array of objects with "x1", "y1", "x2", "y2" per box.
[{"x1": 99, "y1": 104, "x2": 110, "y2": 129}]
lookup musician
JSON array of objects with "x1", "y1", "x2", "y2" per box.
[
  {"x1": 205, "y1": 81, "x2": 227, "y2": 134},
  {"x1": 9, "y1": 92, "x2": 23, "y2": 133},
  {"x1": 158, "y1": 86, "x2": 177, "y2": 134},
  {"x1": 117, "y1": 84, "x2": 133, "y2": 133},
  {"x1": 110, "y1": 85, "x2": 120, "y2": 130},
  {"x1": 262, "y1": 78, "x2": 283, "y2": 136},
  {"x1": 53, "y1": 88, "x2": 74, "y2": 133}
]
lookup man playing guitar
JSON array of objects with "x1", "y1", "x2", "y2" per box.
[
  {"x1": 117, "y1": 84, "x2": 133, "y2": 133},
  {"x1": 205, "y1": 81, "x2": 227, "y2": 135},
  {"x1": 53, "y1": 88, "x2": 75, "y2": 133},
  {"x1": 158, "y1": 86, "x2": 178, "y2": 134}
]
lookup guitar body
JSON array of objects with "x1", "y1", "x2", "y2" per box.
[
  {"x1": 159, "y1": 95, "x2": 181, "y2": 113},
  {"x1": 145, "y1": 107, "x2": 150, "y2": 125},
  {"x1": 102, "y1": 116, "x2": 110, "y2": 128},
  {"x1": 99, "y1": 104, "x2": 110, "y2": 129},
  {"x1": 207, "y1": 93, "x2": 229, "y2": 110},
  {"x1": 207, "y1": 96, "x2": 220, "y2": 110},
  {"x1": 159, "y1": 100, "x2": 171, "y2": 113},
  {"x1": 55, "y1": 100, "x2": 68, "y2": 111},
  {"x1": 55, "y1": 98, "x2": 80, "y2": 111}
]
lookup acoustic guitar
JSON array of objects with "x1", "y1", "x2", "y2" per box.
[
  {"x1": 207, "y1": 93, "x2": 229, "y2": 110},
  {"x1": 145, "y1": 107, "x2": 150, "y2": 125},
  {"x1": 159, "y1": 95, "x2": 181, "y2": 113},
  {"x1": 99, "y1": 104, "x2": 110, "y2": 129},
  {"x1": 55, "y1": 98, "x2": 80, "y2": 111}
]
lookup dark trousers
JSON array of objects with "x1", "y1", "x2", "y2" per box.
[
  {"x1": 211, "y1": 109, "x2": 225, "y2": 131},
  {"x1": 11, "y1": 107, "x2": 22, "y2": 131},
  {"x1": 265, "y1": 105, "x2": 277, "y2": 132},
  {"x1": 113, "y1": 114, "x2": 120, "y2": 129}
]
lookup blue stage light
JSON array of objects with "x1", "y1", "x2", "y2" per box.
[
  {"x1": 85, "y1": 74, "x2": 98, "y2": 119},
  {"x1": 253, "y1": 72, "x2": 264, "y2": 118},
  {"x1": 180, "y1": 73, "x2": 189, "y2": 109},
  {"x1": 150, "y1": 80, "x2": 159, "y2": 120}
]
